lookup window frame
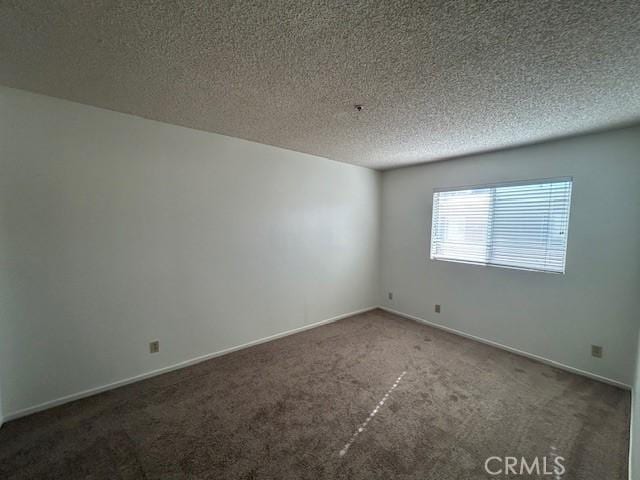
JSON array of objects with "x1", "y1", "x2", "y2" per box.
[{"x1": 429, "y1": 176, "x2": 573, "y2": 274}]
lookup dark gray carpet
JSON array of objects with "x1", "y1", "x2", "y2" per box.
[{"x1": 0, "y1": 309, "x2": 630, "y2": 479}]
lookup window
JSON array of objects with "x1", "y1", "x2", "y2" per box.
[{"x1": 430, "y1": 178, "x2": 573, "y2": 273}]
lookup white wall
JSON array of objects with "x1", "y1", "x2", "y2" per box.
[
  {"x1": 0, "y1": 87, "x2": 380, "y2": 419},
  {"x1": 380, "y1": 126, "x2": 640, "y2": 386}
]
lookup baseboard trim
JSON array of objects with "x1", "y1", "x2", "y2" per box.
[
  {"x1": 379, "y1": 306, "x2": 631, "y2": 390},
  {"x1": 3, "y1": 306, "x2": 377, "y2": 423}
]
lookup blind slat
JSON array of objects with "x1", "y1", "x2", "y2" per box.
[{"x1": 430, "y1": 179, "x2": 572, "y2": 273}]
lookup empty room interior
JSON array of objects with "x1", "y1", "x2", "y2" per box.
[{"x1": 1, "y1": 1, "x2": 640, "y2": 479}]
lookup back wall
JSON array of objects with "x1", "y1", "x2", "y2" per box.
[{"x1": 380, "y1": 126, "x2": 640, "y2": 386}]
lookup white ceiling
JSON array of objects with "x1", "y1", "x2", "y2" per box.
[{"x1": 2, "y1": 1, "x2": 639, "y2": 170}]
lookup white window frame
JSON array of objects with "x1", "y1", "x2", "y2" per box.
[{"x1": 429, "y1": 177, "x2": 573, "y2": 274}]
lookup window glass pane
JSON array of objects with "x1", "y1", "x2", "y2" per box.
[{"x1": 431, "y1": 188, "x2": 491, "y2": 264}]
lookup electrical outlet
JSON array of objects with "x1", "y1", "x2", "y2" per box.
[
  {"x1": 149, "y1": 340, "x2": 160, "y2": 354},
  {"x1": 388, "y1": 292, "x2": 393, "y2": 301},
  {"x1": 435, "y1": 304, "x2": 441, "y2": 313},
  {"x1": 591, "y1": 345, "x2": 603, "y2": 358}
]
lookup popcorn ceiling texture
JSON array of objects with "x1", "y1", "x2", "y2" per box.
[{"x1": 1, "y1": 0, "x2": 639, "y2": 169}]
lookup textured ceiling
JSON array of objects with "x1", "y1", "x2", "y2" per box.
[{"x1": 1, "y1": 1, "x2": 640, "y2": 169}]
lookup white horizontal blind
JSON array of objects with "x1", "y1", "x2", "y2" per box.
[{"x1": 430, "y1": 178, "x2": 572, "y2": 273}]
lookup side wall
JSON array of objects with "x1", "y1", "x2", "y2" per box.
[
  {"x1": 0, "y1": 87, "x2": 381, "y2": 418},
  {"x1": 380, "y1": 126, "x2": 640, "y2": 386}
]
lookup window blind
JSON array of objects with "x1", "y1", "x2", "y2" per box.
[{"x1": 430, "y1": 178, "x2": 572, "y2": 273}]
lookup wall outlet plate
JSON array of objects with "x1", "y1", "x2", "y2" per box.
[
  {"x1": 591, "y1": 345, "x2": 603, "y2": 358},
  {"x1": 150, "y1": 340, "x2": 160, "y2": 354},
  {"x1": 435, "y1": 304, "x2": 441, "y2": 313}
]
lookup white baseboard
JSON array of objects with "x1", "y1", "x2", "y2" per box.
[
  {"x1": 3, "y1": 306, "x2": 378, "y2": 423},
  {"x1": 379, "y1": 306, "x2": 631, "y2": 390}
]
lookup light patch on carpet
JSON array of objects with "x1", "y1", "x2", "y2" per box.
[{"x1": 338, "y1": 370, "x2": 407, "y2": 458}]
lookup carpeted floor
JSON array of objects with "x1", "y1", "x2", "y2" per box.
[{"x1": 0, "y1": 309, "x2": 630, "y2": 479}]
